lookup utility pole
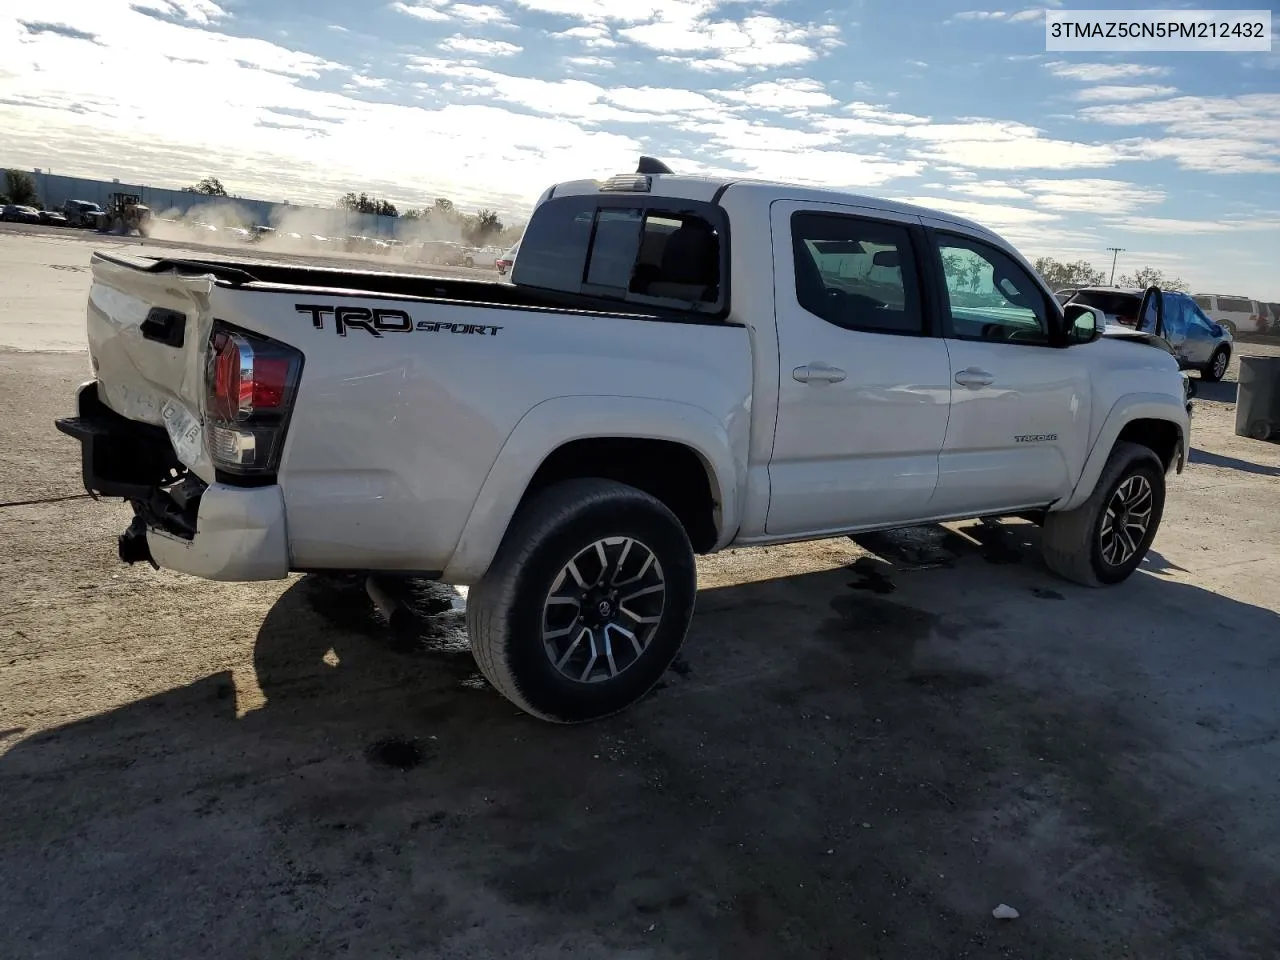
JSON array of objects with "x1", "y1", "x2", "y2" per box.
[{"x1": 1106, "y1": 247, "x2": 1125, "y2": 286}]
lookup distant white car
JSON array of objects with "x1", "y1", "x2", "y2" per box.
[
  {"x1": 468, "y1": 246, "x2": 502, "y2": 269},
  {"x1": 1192, "y1": 294, "x2": 1269, "y2": 337}
]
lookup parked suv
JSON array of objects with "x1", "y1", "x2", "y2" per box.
[
  {"x1": 1192, "y1": 294, "x2": 1268, "y2": 337},
  {"x1": 1066, "y1": 287, "x2": 1233, "y2": 381},
  {"x1": 61, "y1": 199, "x2": 103, "y2": 228}
]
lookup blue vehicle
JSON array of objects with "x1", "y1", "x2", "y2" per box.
[{"x1": 1065, "y1": 286, "x2": 1233, "y2": 382}]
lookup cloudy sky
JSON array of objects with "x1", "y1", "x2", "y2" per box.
[{"x1": 2, "y1": 0, "x2": 1278, "y2": 297}]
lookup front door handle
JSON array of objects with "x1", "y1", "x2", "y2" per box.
[
  {"x1": 954, "y1": 367, "x2": 994, "y2": 388},
  {"x1": 793, "y1": 362, "x2": 847, "y2": 384}
]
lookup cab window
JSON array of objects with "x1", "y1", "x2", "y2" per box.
[{"x1": 936, "y1": 234, "x2": 1051, "y2": 345}]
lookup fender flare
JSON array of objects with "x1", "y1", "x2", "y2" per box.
[
  {"x1": 1055, "y1": 393, "x2": 1189, "y2": 512},
  {"x1": 441, "y1": 395, "x2": 744, "y2": 584}
]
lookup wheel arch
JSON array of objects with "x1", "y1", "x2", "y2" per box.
[
  {"x1": 442, "y1": 396, "x2": 744, "y2": 584},
  {"x1": 1055, "y1": 396, "x2": 1188, "y2": 513}
]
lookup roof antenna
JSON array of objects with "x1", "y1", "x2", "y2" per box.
[{"x1": 637, "y1": 156, "x2": 673, "y2": 175}]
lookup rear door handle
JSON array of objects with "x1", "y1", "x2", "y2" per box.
[
  {"x1": 793, "y1": 362, "x2": 847, "y2": 384},
  {"x1": 954, "y1": 367, "x2": 994, "y2": 388}
]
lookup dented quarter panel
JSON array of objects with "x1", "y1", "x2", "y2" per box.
[{"x1": 87, "y1": 255, "x2": 218, "y2": 482}]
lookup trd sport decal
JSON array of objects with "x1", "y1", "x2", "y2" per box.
[{"x1": 295, "y1": 304, "x2": 503, "y2": 338}]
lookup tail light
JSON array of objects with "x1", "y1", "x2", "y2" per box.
[{"x1": 205, "y1": 326, "x2": 303, "y2": 478}]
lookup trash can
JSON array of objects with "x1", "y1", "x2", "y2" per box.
[{"x1": 1234, "y1": 355, "x2": 1280, "y2": 442}]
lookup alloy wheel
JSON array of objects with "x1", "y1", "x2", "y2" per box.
[
  {"x1": 1099, "y1": 474, "x2": 1154, "y2": 567},
  {"x1": 541, "y1": 537, "x2": 666, "y2": 683}
]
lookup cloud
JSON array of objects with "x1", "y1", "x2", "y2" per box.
[
  {"x1": 18, "y1": 20, "x2": 100, "y2": 43},
  {"x1": 948, "y1": 181, "x2": 1032, "y2": 201},
  {"x1": 910, "y1": 135, "x2": 1119, "y2": 170},
  {"x1": 439, "y1": 35, "x2": 522, "y2": 56},
  {"x1": 390, "y1": 0, "x2": 451, "y2": 22},
  {"x1": 1073, "y1": 85, "x2": 1178, "y2": 102},
  {"x1": 565, "y1": 55, "x2": 613, "y2": 68},
  {"x1": 1018, "y1": 178, "x2": 1165, "y2": 213},
  {"x1": 1103, "y1": 217, "x2": 1279, "y2": 235},
  {"x1": 894, "y1": 195, "x2": 1063, "y2": 230},
  {"x1": 712, "y1": 148, "x2": 925, "y2": 188},
  {"x1": 1079, "y1": 94, "x2": 1280, "y2": 174},
  {"x1": 0, "y1": 0, "x2": 643, "y2": 212},
  {"x1": 450, "y1": 4, "x2": 514, "y2": 24},
  {"x1": 712, "y1": 78, "x2": 836, "y2": 111},
  {"x1": 948, "y1": 7, "x2": 1058, "y2": 24},
  {"x1": 551, "y1": 23, "x2": 619, "y2": 47},
  {"x1": 1046, "y1": 61, "x2": 1170, "y2": 82},
  {"x1": 622, "y1": 16, "x2": 841, "y2": 70},
  {"x1": 131, "y1": 0, "x2": 227, "y2": 24},
  {"x1": 523, "y1": 1, "x2": 844, "y2": 71}
]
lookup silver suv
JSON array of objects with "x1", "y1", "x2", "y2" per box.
[{"x1": 1067, "y1": 287, "x2": 1234, "y2": 381}]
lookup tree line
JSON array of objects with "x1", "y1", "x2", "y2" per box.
[
  {"x1": 340, "y1": 193, "x2": 511, "y2": 247},
  {"x1": 1033, "y1": 256, "x2": 1188, "y2": 293}
]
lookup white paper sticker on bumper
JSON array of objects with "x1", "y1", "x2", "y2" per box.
[{"x1": 161, "y1": 399, "x2": 204, "y2": 468}]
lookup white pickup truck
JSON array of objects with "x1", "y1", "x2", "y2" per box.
[{"x1": 57, "y1": 158, "x2": 1191, "y2": 723}]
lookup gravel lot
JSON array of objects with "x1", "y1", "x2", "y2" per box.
[{"x1": 2, "y1": 226, "x2": 1279, "y2": 959}]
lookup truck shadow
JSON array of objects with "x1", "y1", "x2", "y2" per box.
[
  {"x1": 3, "y1": 533, "x2": 1280, "y2": 959},
  {"x1": 1190, "y1": 448, "x2": 1280, "y2": 477}
]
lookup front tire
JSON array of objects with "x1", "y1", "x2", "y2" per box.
[
  {"x1": 467, "y1": 479, "x2": 697, "y2": 723},
  {"x1": 1203, "y1": 348, "x2": 1229, "y2": 382},
  {"x1": 1041, "y1": 441, "x2": 1166, "y2": 587}
]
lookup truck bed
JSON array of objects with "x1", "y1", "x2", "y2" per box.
[{"x1": 93, "y1": 251, "x2": 720, "y2": 322}]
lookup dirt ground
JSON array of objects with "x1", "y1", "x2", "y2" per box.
[{"x1": 2, "y1": 228, "x2": 1280, "y2": 959}]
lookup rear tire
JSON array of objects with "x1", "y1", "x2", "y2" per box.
[
  {"x1": 1203, "y1": 348, "x2": 1229, "y2": 382},
  {"x1": 467, "y1": 479, "x2": 697, "y2": 723},
  {"x1": 1041, "y1": 441, "x2": 1165, "y2": 587}
]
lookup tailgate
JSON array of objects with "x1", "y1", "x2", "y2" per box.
[{"x1": 87, "y1": 253, "x2": 218, "y2": 482}]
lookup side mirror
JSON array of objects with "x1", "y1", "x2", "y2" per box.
[
  {"x1": 1064, "y1": 304, "x2": 1099, "y2": 344},
  {"x1": 871, "y1": 250, "x2": 900, "y2": 268},
  {"x1": 1212, "y1": 323, "x2": 1226, "y2": 338}
]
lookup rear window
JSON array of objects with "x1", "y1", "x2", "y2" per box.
[
  {"x1": 1069, "y1": 291, "x2": 1141, "y2": 318},
  {"x1": 512, "y1": 195, "x2": 726, "y2": 315},
  {"x1": 1215, "y1": 297, "x2": 1254, "y2": 313}
]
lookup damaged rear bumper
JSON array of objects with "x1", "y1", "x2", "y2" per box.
[{"x1": 55, "y1": 381, "x2": 290, "y2": 581}]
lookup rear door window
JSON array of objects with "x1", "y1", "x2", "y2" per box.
[
  {"x1": 512, "y1": 195, "x2": 726, "y2": 315},
  {"x1": 790, "y1": 211, "x2": 924, "y2": 335},
  {"x1": 1216, "y1": 297, "x2": 1253, "y2": 313}
]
